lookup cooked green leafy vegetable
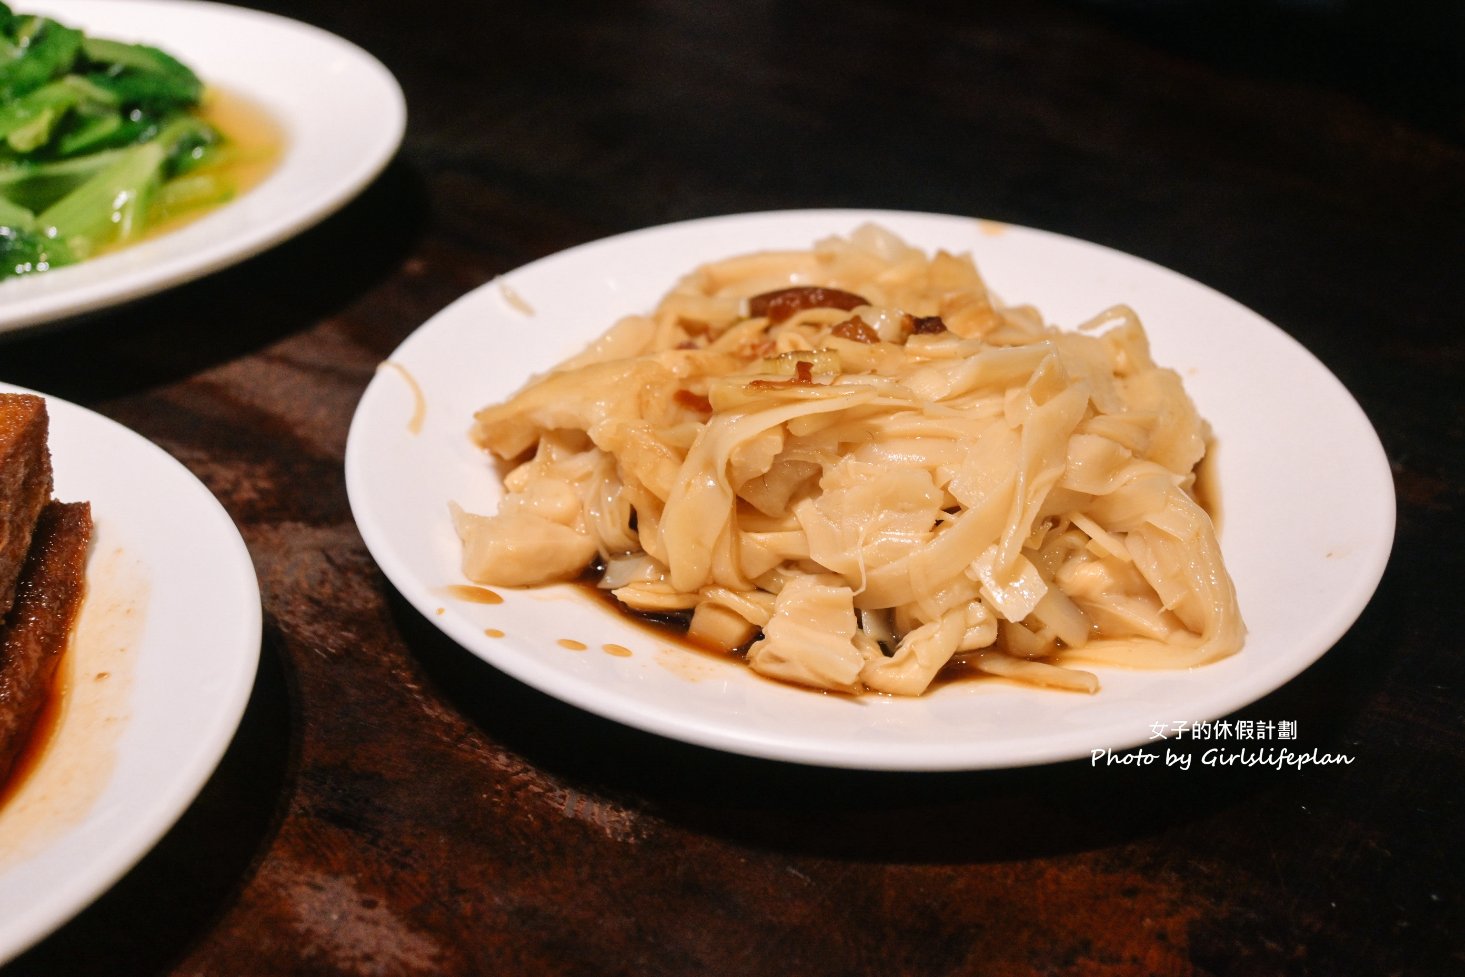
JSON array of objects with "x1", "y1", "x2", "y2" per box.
[{"x1": 0, "y1": 2, "x2": 236, "y2": 278}]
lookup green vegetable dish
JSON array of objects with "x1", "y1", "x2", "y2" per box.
[{"x1": 0, "y1": 3, "x2": 271, "y2": 279}]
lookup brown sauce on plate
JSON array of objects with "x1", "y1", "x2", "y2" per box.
[
  {"x1": 0, "y1": 660, "x2": 66, "y2": 808},
  {"x1": 572, "y1": 576, "x2": 732, "y2": 658},
  {"x1": 571, "y1": 574, "x2": 1087, "y2": 696},
  {"x1": 443, "y1": 584, "x2": 503, "y2": 605}
]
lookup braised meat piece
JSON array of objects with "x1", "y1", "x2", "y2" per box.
[
  {"x1": 0, "y1": 394, "x2": 53, "y2": 622},
  {"x1": 0, "y1": 501, "x2": 92, "y2": 782}
]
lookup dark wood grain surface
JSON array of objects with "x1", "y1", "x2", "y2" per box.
[{"x1": 2, "y1": 1, "x2": 1461, "y2": 974}]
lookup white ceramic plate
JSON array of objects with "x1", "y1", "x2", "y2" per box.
[
  {"x1": 0, "y1": 0, "x2": 406, "y2": 333},
  {"x1": 0, "y1": 383, "x2": 261, "y2": 962},
  {"x1": 345, "y1": 209, "x2": 1395, "y2": 771}
]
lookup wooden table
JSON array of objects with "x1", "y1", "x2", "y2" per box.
[{"x1": 3, "y1": 1, "x2": 1460, "y2": 974}]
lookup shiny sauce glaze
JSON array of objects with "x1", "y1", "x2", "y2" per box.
[{"x1": 0, "y1": 660, "x2": 66, "y2": 807}]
